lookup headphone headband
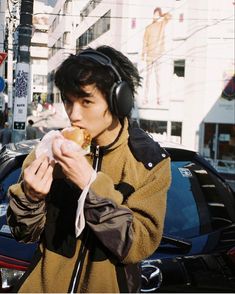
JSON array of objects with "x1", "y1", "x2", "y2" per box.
[
  {"x1": 77, "y1": 49, "x2": 134, "y2": 117},
  {"x1": 78, "y1": 50, "x2": 122, "y2": 82}
]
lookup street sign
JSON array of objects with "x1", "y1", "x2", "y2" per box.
[
  {"x1": 0, "y1": 77, "x2": 5, "y2": 92},
  {"x1": 13, "y1": 121, "x2": 26, "y2": 130},
  {"x1": 0, "y1": 52, "x2": 7, "y2": 66},
  {"x1": 13, "y1": 63, "x2": 28, "y2": 131}
]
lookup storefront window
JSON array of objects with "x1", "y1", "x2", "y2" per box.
[
  {"x1": 139, "y1": 119, "x2": 167, "y2": 134},
  {"x1": 203, "y1": 123, "x2": 216, "y2": 159},
  {"x1": 171, "y1": 121, "x2": 182, "y2": 144},
  {"x1": 218, "y1": 124, "x2": 235, "y2": 161},
  {"x1": 204, "y1": 123, "x2": 235, "y2": 161},
  {"x1": 139, "y1": 120, "x2": 183, "y2": 143},
  {"x1": 203, "y1": 123, "x2": 235, "y2": 180}
]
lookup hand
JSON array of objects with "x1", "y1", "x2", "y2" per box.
[
  {"x1": 23, "y1": 154, "x2": 54, "y2": 202},
  {"x1": 52, "y1": 138, "x2": 94, "y2": 190}
]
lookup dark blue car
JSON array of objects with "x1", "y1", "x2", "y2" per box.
[{"x1": 0, "y1": 140, "x2": 235, "y2": 292}]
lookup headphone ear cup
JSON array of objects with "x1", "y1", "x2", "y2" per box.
[
  {"x1": 109, "y1": 82, "x2": 133, "y2": 117},
  {"x1": 114, "y1": 81, "x2": 134, "y2": 117},
  {"x1": 109, "y1": 82, "x2": 117, "y2": 115}
]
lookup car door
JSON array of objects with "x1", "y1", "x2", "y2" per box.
[{"x1": 141, "y1": 149, "x2": 235, "y2": 292}]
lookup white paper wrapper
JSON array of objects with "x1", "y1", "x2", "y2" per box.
[
  {"x1": 75, "y1": 170, "x2": 97, "y2": 237},
  {"x1": 35, "y1": 130, "x2": 89, "y2": 161}
]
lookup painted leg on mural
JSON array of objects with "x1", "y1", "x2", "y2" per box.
[
  {"x1": 143, "y1": 63, "x2": 152, "y2": 105},
  {"x1": 154, "y1": 61, "x2": 161, "y2": 106}
]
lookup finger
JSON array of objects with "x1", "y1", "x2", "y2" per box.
[
  {"x1": 51, "y1": 138, "x2": 61, "y2": 153},
  {"x1": 51, "y1": 139, "x2": 64, "y2": 160},
  {"x1": 44, "y1": 172, "x2": 54, "y2": 192},
  {"x1": 60, "y1": 142, "x2": 78, "y2": 157},
  {"x1": 28, "y1": 154, "x2": 49, "y2": 175},
  {"x1": 41, "y1": 164, "x2": 54, "y2": 185},
  {"x1": 39, "y1": 173, "x2": 53, "y2": 195},
  {"x1": 23, "y1": 157, "x2": 51, "y2": 191},
  {"x1": 25, "y1": 167, "x2": 53, "y2": 199},
  {"x1": 52, "y1": 142, "x2": 75, "y2": 167},
  {"x1": 35, "y1": 158, "x2": 51, "y2": 180}
]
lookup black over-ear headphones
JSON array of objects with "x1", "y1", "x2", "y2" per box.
[{"x1": 78, "y1": 49, "x2": 134, "y2": 117}]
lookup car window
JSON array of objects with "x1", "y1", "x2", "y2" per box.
[
  {"x1": 164, "y1": 161, "x2": 202, "y2": 238},
  {"x1": 0, "y1": 168, "x2": 21, "y2": 232},
  {"x1": 164, "y1": 160, "x2": 235, "y2": 239},
  {"x1": 0, "y1": 168, "x2": 21, "y2": 201}
]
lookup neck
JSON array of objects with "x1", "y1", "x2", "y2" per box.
[{"x1": 95, "y1": 117, "x2": 122, "y2": 147}]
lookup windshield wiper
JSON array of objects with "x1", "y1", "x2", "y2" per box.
[{"x1": 161, "y1": 234, "x2": 192, "y2": 251}]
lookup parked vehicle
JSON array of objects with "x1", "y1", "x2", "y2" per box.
[{"x1": 0, "y1": 140, "x2": 235, "y2": 292}]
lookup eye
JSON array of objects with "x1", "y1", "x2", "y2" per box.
[{"x1": 82, "y1": 99, "x2": 92, "y2": 106}]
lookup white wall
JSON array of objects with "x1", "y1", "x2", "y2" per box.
[
  {"x1": 182, "y1": 0, "x2": 234, "y2": 150},
  {"x1": 48, "y1": 0, "x2": 234, "y2": 152}
]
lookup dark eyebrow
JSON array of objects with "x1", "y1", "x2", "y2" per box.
[{"x1": 61, "y1": 91, "x2": 95, "y2": 102}]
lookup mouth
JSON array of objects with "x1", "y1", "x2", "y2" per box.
[{"x1": 71, "y1": 125, "x2": 84, "y2": 129}]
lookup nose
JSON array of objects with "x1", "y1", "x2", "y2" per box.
[{"x1": 67, "y1": 102, "x2": 83, "y2": 122}]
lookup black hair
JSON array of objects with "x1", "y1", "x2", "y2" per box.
[
  {"x1": 28, "y1": 119, "x2": 34, "y2": 125},
  {"x1": 54, "y1": 45, "x2": 142, "y2": 110}
]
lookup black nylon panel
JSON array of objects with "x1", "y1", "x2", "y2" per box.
[
  {"x1": 44, "y1": 179, "x2": 81, "y2": 258},
  {"x1": 128, "y1": 126, "x2": 170, "y2": 169}
]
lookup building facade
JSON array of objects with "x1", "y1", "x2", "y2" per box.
[
  {"x1": 47, "y1": 0, "x2": 83, "y2": 103},
  {"x1": 30, "y1": 0, "x2": 53, "y2": 106},
  {"x1": 0, "y1": 0, "x2": 233, "y2": 175},
  {"x1": 47, "y1": 0, "x2": 234, "y2": 175}
]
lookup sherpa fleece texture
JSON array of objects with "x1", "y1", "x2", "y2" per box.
[{"x1": 7, "y1": 119, "x2": 171, "y2": 293}]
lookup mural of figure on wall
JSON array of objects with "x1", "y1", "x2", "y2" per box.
[{"x1": 141, "y1": 7, "x2": 171, "y2": 106}]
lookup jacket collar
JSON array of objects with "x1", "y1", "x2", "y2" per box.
[{"x1": 90, "y1": 118, "x2": 129, "y2": 155}]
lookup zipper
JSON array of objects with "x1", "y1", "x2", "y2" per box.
[
  {"x1": 69, "y1": 145, "x2": 100, "y2": 293},
  {"x1": 93, "y1": 145, "x2": 100, "y2": 172},
  {"x1": 68, "y1": 230, "x2": 89, "y2": 293}
]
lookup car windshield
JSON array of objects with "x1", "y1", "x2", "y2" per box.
[{"x1": 164, "y1": 160, "x2": 235, "y2": 239}]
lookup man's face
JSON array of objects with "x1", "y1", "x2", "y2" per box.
[{"x1": 63, "y1": 84, "x2": 116, "y2": 145}]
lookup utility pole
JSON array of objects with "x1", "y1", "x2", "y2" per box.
[
  {"x1": 12, "y1": 0, "x2": 34, "y2": 142},
  {"x1": 5, "y1": 0, "x2": 19, "y2": 119}
]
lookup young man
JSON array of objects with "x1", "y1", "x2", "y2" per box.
[{"x1": 7, "y1": 45, "x2": 171, "y2": 293}]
